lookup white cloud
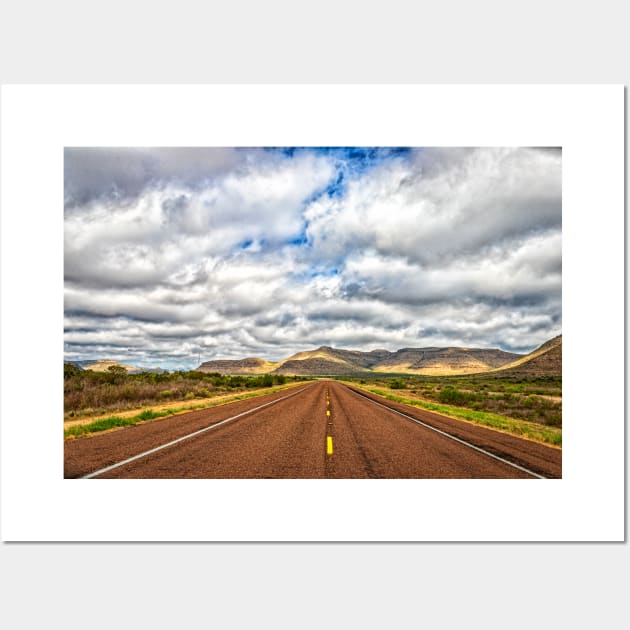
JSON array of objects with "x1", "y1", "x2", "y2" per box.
[
  {"x1": 64, "y1": 148, "x2": 562, "y2": 367},
  {"x1": 304, "y1": 147, "x2": 561, "y2": 266},
  {"x1": 64, "y1": 150, "x2": 334, "y2": 290}
]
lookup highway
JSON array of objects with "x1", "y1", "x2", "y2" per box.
[{"x1": 64, "y1": 381, "x2": 562, "y2": 479}]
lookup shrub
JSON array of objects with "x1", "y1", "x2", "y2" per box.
[
  {"x1": 438, "y1": 387, "x2": 470, "y2": 406},
  {"x1": 544, "y1": 413, "x2": 562, "y2": 427},
  {"x1": 64, "y1": 362, "x2": 82, "y2": 380},
  {"x1": 389, "y1": 379, "x2": 406, "y2": 389},
  {"x1": 186, "y1": 371, "x2": 206, "y2": 381},
  {"x1": 159, "y1": 389, "x2": 174, "y2": 398}
]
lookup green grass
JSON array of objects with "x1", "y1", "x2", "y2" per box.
[
  {"x1": 65, "y1": 415, "x2": 137, "y2": 437},
  {"x1": 64, "y1": 407, "x2": 178, "y2": 437},
  {"x1": 353, "y1": 385, "x2": 562, "y2": 446}
]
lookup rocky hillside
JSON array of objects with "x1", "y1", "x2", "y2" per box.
[
  {"x1": 373, "y1": 347, "x2": 521, "y2": 375},
  {"x1": 272, "y1": 346, "x2": 391, "y2": 374},
  {"x1": 197, "y1": 343, "x2": 528, "y2": 376},
  {"x1": 198, "y1": 357, "x2": 278, "y2": 374},
  {"x1": 490, "y1": 335, "x2": 562, "y2": 377}
]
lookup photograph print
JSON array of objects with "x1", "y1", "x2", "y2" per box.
[{"x1": 63, "y1": 147, "x2": 562, "y2": 479}]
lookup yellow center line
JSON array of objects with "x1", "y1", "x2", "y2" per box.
[
  {"x1": 326, "y1": 436, "x2": 333, "y2": 455},
  {"x1": 326, "y1": 409, "x2": 330, "y2": 416}
]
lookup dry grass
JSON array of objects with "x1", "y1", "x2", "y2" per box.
[
  {"x1": 64, "y1": 365, "x2": 304, "y2": 419},
  {"x1": 64, "y1": 387, "x2": 299, "y2": 428},
  {"x1": 64, "y1": 382, "x2": 304, "y2": 438}
]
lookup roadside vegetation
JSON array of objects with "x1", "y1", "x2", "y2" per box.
[
  {"x1": 64, "y1": 362, "x2": 306, "y2": 422},
  {"x1": 64, "y1": 363, "x2": 561, "y2": 445},
  {"x1": 64, "y1": 390, "x2": 299, "y2": 439},
  {"x1": 340, "y1": 373, "x2": 562, "y2": 446}
]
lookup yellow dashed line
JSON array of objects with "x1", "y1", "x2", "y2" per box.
[{"x1": 325, "y1": 386, "x2": 334, "y2": 456}]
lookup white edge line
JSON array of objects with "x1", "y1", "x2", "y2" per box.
[
  {"x1": 346, "y1": 386, "x2": 547, "y2": 479},
  {"x1": 79, "y1": 386, "x2": 309, "y2": 479}
]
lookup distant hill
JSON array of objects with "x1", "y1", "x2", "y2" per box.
[
  {"x1": 69, "y1": 359, "x2": 168, "y2": 374},
  {"x1": 372, "y1": 347, "x2": 521, "y2": 375},
  {"x1": 271, "y1": 347, "x2": 372, "y2": 375},
  {"x1": 197, "y1": 357, "x2": 278, "y2": 375},
  {"x1": 489, "y1": 335, "x2": 562, "y2": 377},
  {"x1": 198, "y1": 343, "x2": 526, "y2": 376}
]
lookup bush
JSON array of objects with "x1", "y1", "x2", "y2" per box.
[
  {"x1": 64, "y1": 362, "x2": 82, "y2": 380},
  {"x1": 159, "y1": 389, "x2": 174, "y2": 398},
  {"x1": 522, "y1": 395, "x2": 536, "y2": 408},
  {"x1": 544, "y1": 412, "x2": 562, "y2": 427},
  {"x1": 389, "y1": 379, "x2": 406, "y2": 389},
  {"x1": 438, "y1": 387, "x2": 470, "y2": 406},
  {"x1": 186, "y1": 371, "x2": 206, "y2": 381}
]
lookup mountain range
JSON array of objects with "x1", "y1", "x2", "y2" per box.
[{"x1": 197, "y1": 336, "x2": 562, "y2": 376}]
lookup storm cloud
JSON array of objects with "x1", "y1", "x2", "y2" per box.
[{"x1": 64, "y1": 147, "x2": 561, "y2": 369}]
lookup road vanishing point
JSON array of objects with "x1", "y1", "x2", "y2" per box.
[{"x1": 64, "y1": 381, "x2": 561, "y2": 479}]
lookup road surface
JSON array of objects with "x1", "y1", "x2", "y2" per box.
[{"x1": 64, "y1": 381, "x2": 561, "y2": 479}]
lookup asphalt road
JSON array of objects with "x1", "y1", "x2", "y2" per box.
[{"x1": 64, "y1": 381, "x2": 562, "y2": 479}]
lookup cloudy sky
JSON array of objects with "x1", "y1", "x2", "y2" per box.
[{"x1": 64, "y1": 147, "x2": 561, "y2": 369}]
